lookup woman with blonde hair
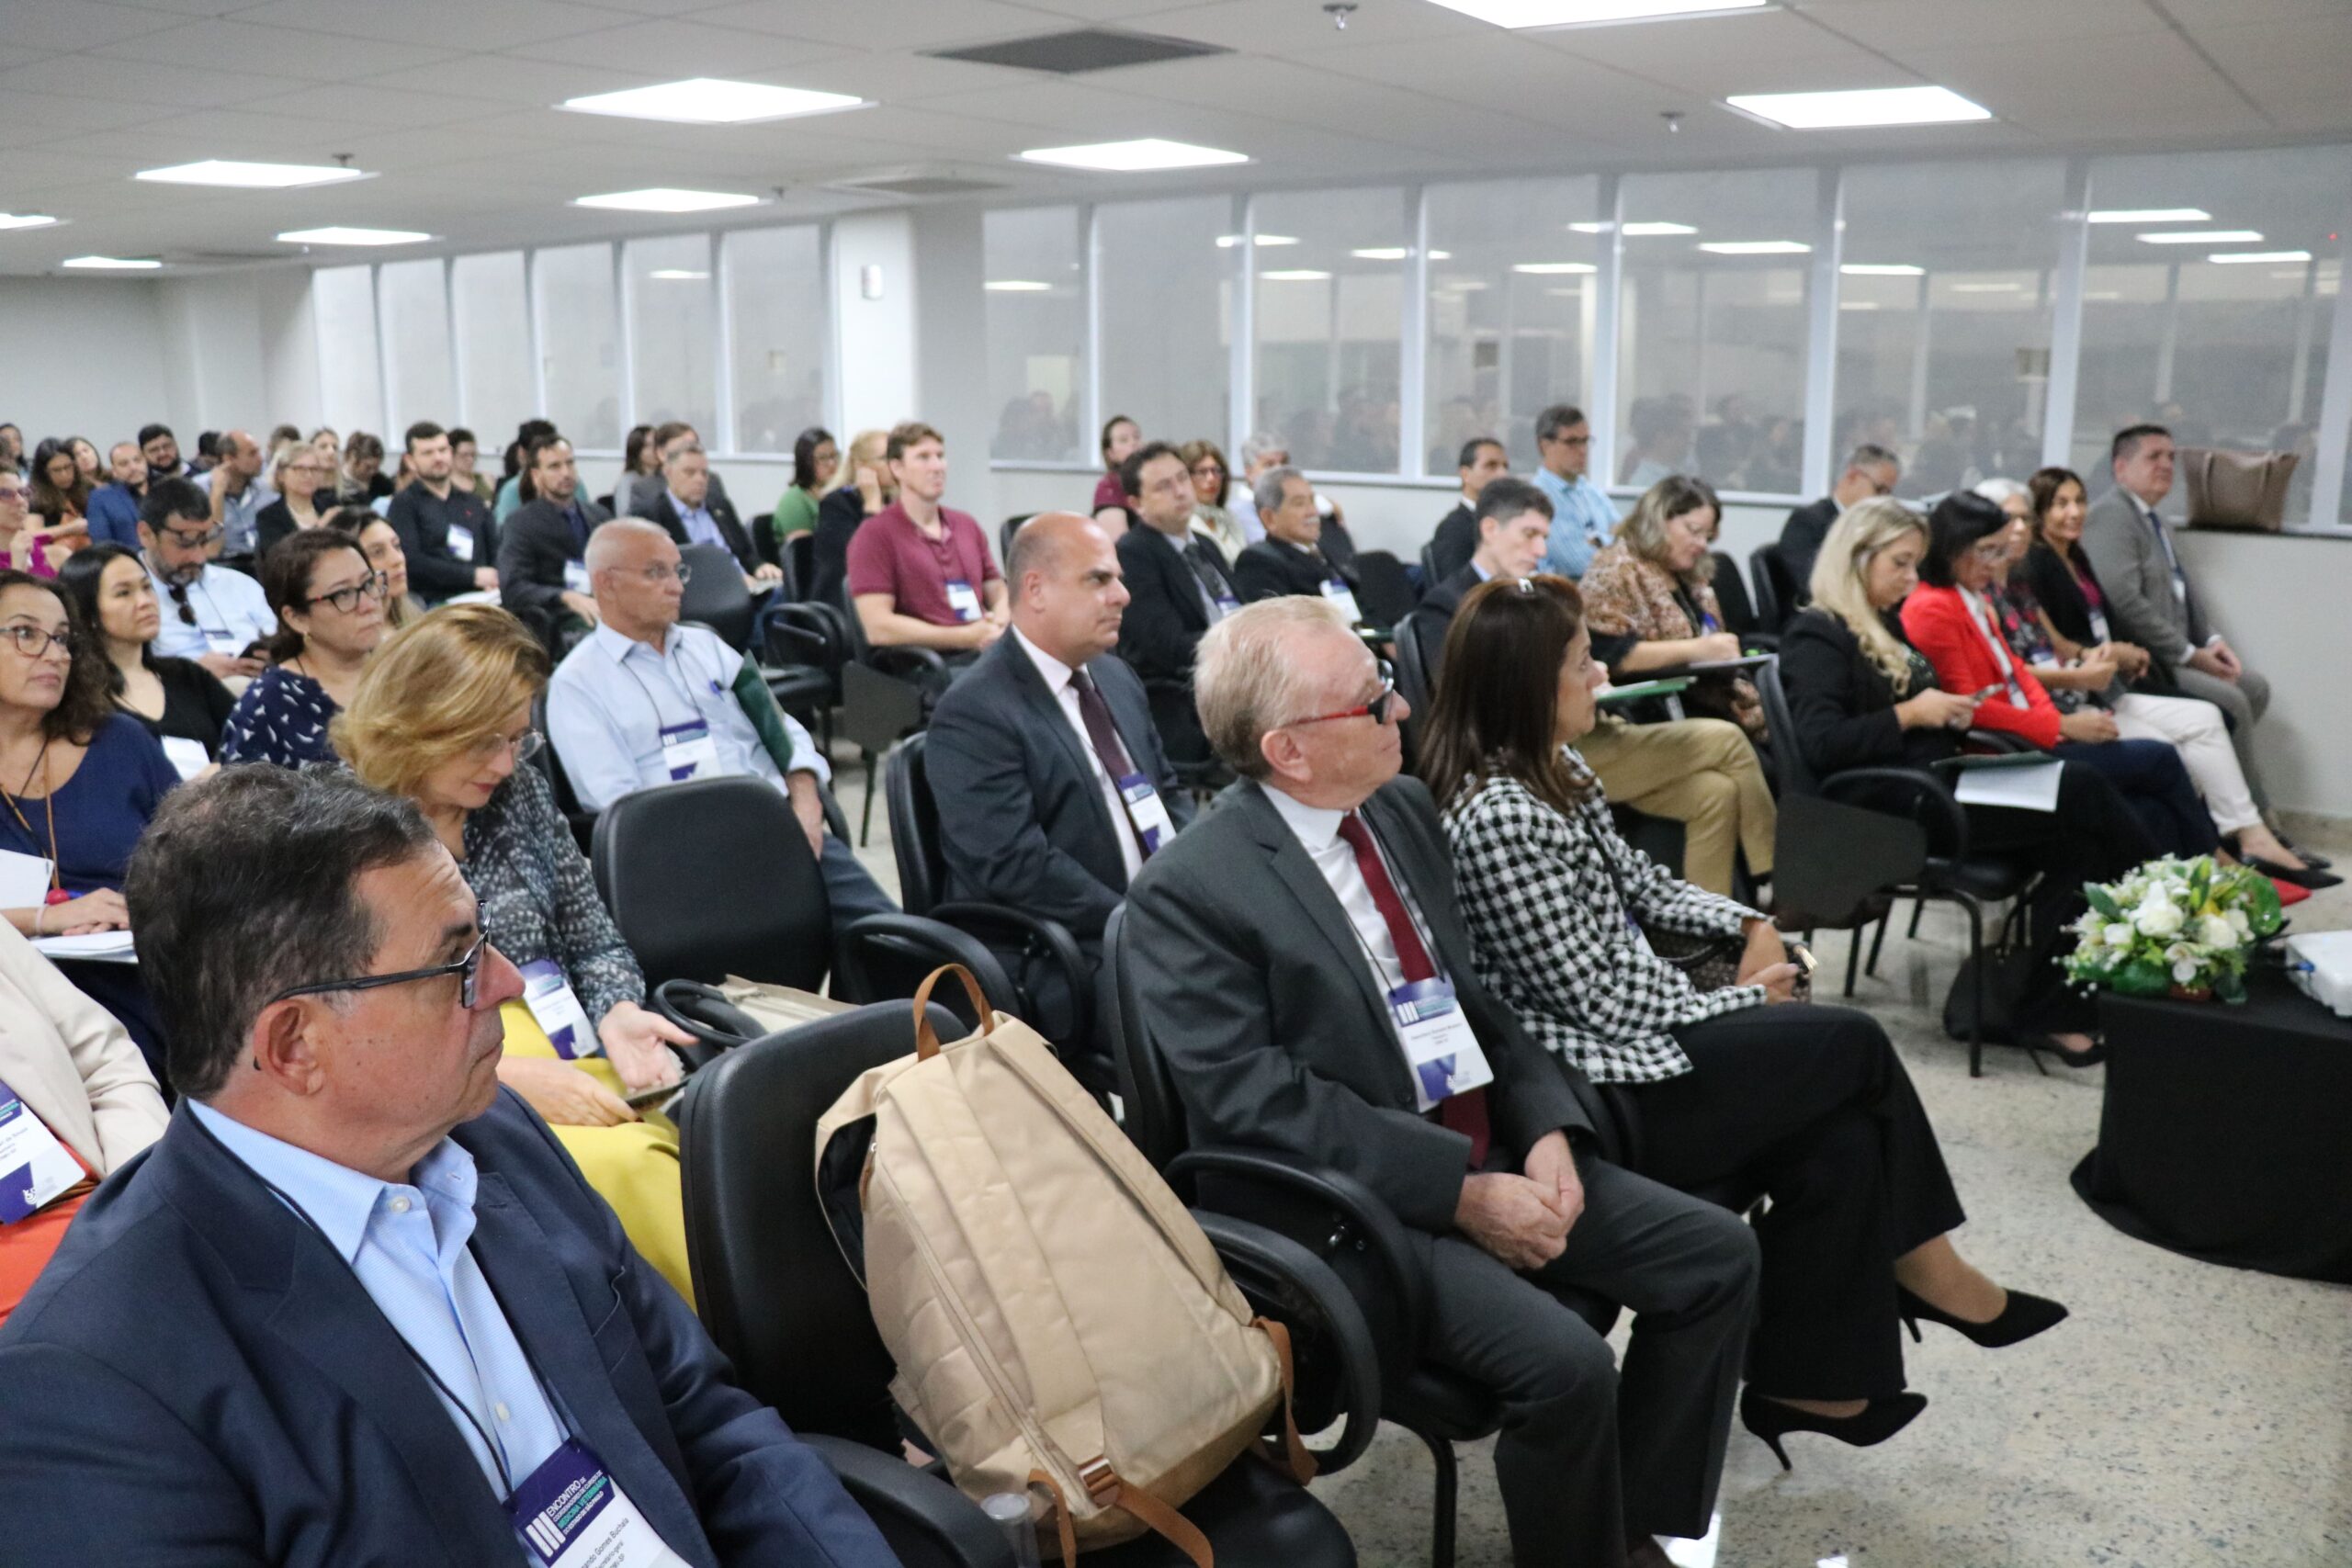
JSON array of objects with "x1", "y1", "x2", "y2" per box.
[
  {"x1": 253, "y1": 440, "x2": 332, "y2": 560},
  {"x1": 811, "y1": 426, "x2": 893, "y2": 604},
  {"x1": 1581, "y1": 474, "x2": 1762, "y2": 737},
  {"x1": 334, "y1": 603, "x2": 699, "y2": 1297}
]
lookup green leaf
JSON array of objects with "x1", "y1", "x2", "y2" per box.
[
  {"x1": 2084, "y1": 883, "x2": 2123, "y2": 921},
  {"x1": 2111, "y1": 956, "x2": 2170, "y2": 997}
]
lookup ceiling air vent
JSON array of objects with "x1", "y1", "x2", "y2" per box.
[{"x1": 925, "y1": 28, "x2": 1228, "y2": 73}]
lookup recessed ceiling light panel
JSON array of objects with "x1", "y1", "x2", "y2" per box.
[
  {"x1": 1513, "y1": 262, "x2": 1597, "y2": 274},
  {"x1": 561, "y1": 78, "x2": 867, "y2": 125},
  {"x1": 2209, "y1": 250, "x2": 2312, "y2": 265},
  {"x1": 0, "y1": 213, "x2": 61, "y2": 231},
  {"x1": 1016, "y1": 138, "x2": 1247, "y2": 173},
  {"x1": 2086, "y1": 208, "x2": 2211, "y2": 224},
  {"x1": 572, "y1": 187, "x2": 762, "y2": 213},
  {"x1": 646, "y1": 269, "x2": 710, "y2": 280},
  {"x1": 62, "y1": 255, "x2": 161, "y2": 270},
  {"x1": 1260, "y1": 269, "x2": 1331, "y2": 281},
  {"x1": 984, "y1": 279, "x2": 1053, "y2": 291},
  {"x1": 1699, "y1": 240, "x2": 1811, "y2": 254},
  {"x1": 1623, "y1": 221, "x2": 1699, "y2": 236},
  {"x1": 1842, "y1": 263, "x2": 1924, "y2": 276},
  {"x1": 1725, "y1": 85, "x2": 1991, "y2": 130},
  {"x1": 1216, "y1": 234, "x2": 1297, "y2": 247},
  {"x1": 136, "y1": 159, "x2": 370, "y2": 188},
  {"x1": 1351, "y1": 247, "x2": 1410, "y2": 260},
  {"x1": 277, "y1": 226, "x2": 432, "y2": 247},
  {"x1": 1427, "y1": 0, "x2": 1767, "y2": 28},
  {"x1": 2137, "y1": 230, "x2": 2261, "y2": 244}
]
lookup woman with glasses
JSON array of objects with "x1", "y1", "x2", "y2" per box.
[
  {"x1": 766, "y1": 426, "x2": 836, "y2": 563},
  {"x1": 1580, "y1": 475, "x2": 1765, "y2": 741},
  {"x1": 1180, "y1": 438, "x2": 1246, "y2": 564},
  {"x1": 253, "y1": 442, "x2": 333, "y2": 559},
  {"x1": 55, "y1": 544, "x2": 233, "y2": 774},
  {"x1": 334, "y1": 604, "x2": 697, "y2": 1299},
  {"x1": 219, "y1": 533, "x2": 386, "y2": 769},
  {"x1": 1426, "y1": 573, "x2": 2064, "y2": 1470}
]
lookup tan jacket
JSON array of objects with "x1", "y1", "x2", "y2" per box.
[{"x1": 0, "y1": 926, "x2": 167, "y2": 1174}]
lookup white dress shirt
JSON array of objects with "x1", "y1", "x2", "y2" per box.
[
  {"x1": 1263, "y1": 787, "x2": 1445, "y2": 1010},
  {"x1": 1012, "y1": 626, "x2": 1143, "y2": 883},
  {"x1": 146, "y1": 559, "x2": 274, "y2": 660}
]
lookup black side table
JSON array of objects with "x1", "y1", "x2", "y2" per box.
[{"x1": 2071, "y1": 969, "x2": 2352, "y2": 1283}]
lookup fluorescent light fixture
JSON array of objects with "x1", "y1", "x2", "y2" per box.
[
  {"x1": 136, "y1": 159, "x2": 369, "y2": 189},
  {"x1": 1017, "y1": 138, "x2": 1247, "y2": 173},
  {"x1": 1610, "y1": 220, "x2": 1699, "y2": 236},
  {"x1": 277, "y1": 226, "x2": 431, "y2": 247},
  {"x1": 560, "y1": 78, "x2": 865, "y2": 125},
  {"x1": 1698, "y1": 240, "x2": 1810, "y2": 254},
  {"x1": 2136, "y1": 229, "x2": 2261, "y2": 244},
  {"x1": 572, "y1": 187, "x2": 760, "y2": 213},
  {"x1": 1260, "y1": 269, "x2": 1332, "y2": 281},
  {"x1": 2210, "y1": 250, "x2": 2312, "y2": 265},
  {"x1": 646, "y1": 268, "x2": 710, "y2": 280},
  {"x1": 2086, "y1": 208, "x2": 2210, "y2": 225},
  {"x1": 1216, "y1": 234, "x2": 1297, "y2": 247},
  {"x1": 1951, "y1": 281, "x2": 2022, "y2": 292},
  {"x1": 62, "y1": 255, "x2": 161, "y2": 270},
  {"x1": 1430, "y1": 249, "x2": 1452, "y2": 260},
  {"x1": 1425, "y1": 0, "x2": 1767, "y2": 28},
  {"x1": 1725, "y1": 85, "x2": 1992, "y2": 130},
  {"x1": 2083, "y1": 289, "x2": 2123, "y2": 301},
  {"x1": 983, "y1": 279, "x2": 1052, "y2": 291},
  {"x1": 1842, "y1": 263, "x2": 1924, "y2": 276},
  {"x1": 1351, "y1": 247, "x2": 1409, "y2": 260},
  {"x1": 0, "y1": 213, "x2": 60, "y2": 231},
  {"x1": 1838, "y1": 300, "x2": 1881, "y2": 310},
  {"x1": 1512, "y1": 261, "x2": 1597, "y2": 274}
]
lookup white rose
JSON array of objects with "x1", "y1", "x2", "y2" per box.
[
  {"x1": 2105, "y1": 923, "x2": 2135, "y2": 947},
  {"x1": 2228, "y1": 908, "x2": 2251, "y2": 937},
  {"x1": 2172, "y1": 957, "x2": 2199, "y2": 984},
  {"x1": 2134, "y1": 896, "x2": 2184, "y2": 939},
  {"x1": 2200, "y1": 914, "x2": 2237, "y2": 949}
]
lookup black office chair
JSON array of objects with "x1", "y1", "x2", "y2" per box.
[
  {"x1": 529, "y1": 694, "x2": 600, "y2": 854},
  {"x1": 675, "y1": 1000, "x2": 1374, "y2": 1567},
  {"x1": 676, "y1": 543, "x2": 759, "y2": 649},
  {"x1": 1390, "y1": 607, "x2": 1440, "y2": 773},
  {"x1": 750, "y1": 510, "x2": 780, "y2": 571},
  {"x1": 1000, "y1": 513, "x2": 1036, "y2": 568},
  {"x1": 1749, "y1": 541, "x2": 1801, "y2": 634},
  {"x1": 833, "y1": 584, "x2": 945, "y2": 845},
  {"x1": 1416, "y1": 540, "x2": 1440, "y2": 591},
  {"x1": 1350, "y1": 549, "x2": 1418, "y2": 632},
  {"x1": 786, "y1": 532, "x2": 817, "y2": 603},
  {"x1": 1709, "y1": 550, "x2": 1774, "y2": 649},
  {"x1": 763, "y1": 599, "x2": 849, "y2": 752}
]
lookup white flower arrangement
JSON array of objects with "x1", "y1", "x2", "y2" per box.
[{"x1": 2064, "y1": 855, "x2": 2284, "y2": 1001}]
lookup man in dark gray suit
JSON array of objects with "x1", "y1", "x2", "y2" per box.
[
  {"x1": 926, "y1": 510, "x2": 1193, "y2": 978},
  {"x1": 2078, "y1": 423, "x2": 2277, "y2": 827},
  {"x1": 1114, "y1": 441, "x2": 1238, "y2": 766},
  {"x1": 497, "y1": 434, "x2": 613, "y2": 643},
  {"x1": 1122, "y1": 596, "x2": 1757, "y2": 1568}
]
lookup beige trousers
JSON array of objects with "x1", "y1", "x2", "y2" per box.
[{"x1": 1578, "y1": 715, "x2": 1776, "y2": 896}]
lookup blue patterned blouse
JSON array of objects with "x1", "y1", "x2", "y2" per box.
[{"x1": 219, "y1": 664, "x2": 340, "y2": 769}]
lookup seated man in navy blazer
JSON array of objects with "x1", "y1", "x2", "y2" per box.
[
  {"x1": 0, "y1": 766, "x2": 897, "y2": 1567},
  {"x1": 1114, "y1": 440, "x2": 1238, "y2": 767},
  {"x1": 926, "y1": 511, "x2": 1192, "y2": 1035},
  {"x1": 643, "y1": 442, "x2": 782, "y2": 594}
]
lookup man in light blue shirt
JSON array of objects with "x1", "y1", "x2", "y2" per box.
[
  {"x1": 1532, "y1": 402, "x2": 1620, "y2": 580},
  {"x1": 548, "y1": 518, "x2": 894, "y2": 927},
  {"x1": 140, "y1": 475, "x2": 270, "y2": 677}
]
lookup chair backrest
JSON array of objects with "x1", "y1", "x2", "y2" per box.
[
  {"x1": 591, "y1": 775, "x2": 831, "y2": 989},
  {"x1": 678, "y1": 542, "x2": 754, "y2": 650},
  {"x1": 833, "y1": 581, "x2": 877, "y2": 663},
  {"x1": 882, "y1": 733, "x2": 949, "y2": 917},
  {"x1": 676, "y1": 999, "x2": 963, "y2": 1448},
  {"x1": 532, "y1": 692, "x2": 598, "y2": 848},
  {"x1": 1709, "y1": 550, "x2": 1757, "y2": 636},
  {"x1": 1755, "y1": 656, "x2": 1822, "y2": 796},
  {"x1": 750, "y1": 511, "x2": 779, "y2": 570},
  {"x1": 785, "y1": 532, "x2": 816, "y2": 603},
  {"x1": 1749, "y1": 541, "x2": 1798, "y2": 634},
  {"x1": 1102, "y1": 905, "x2": 1190, "y2": 1171},
  {"x1": 1417, "y1": 540, "x2": 1439, "y2": 587},
  {"x1": 999, "y1": 513, "x2": 1036, "y2": 570},
  {"x1": 1391, "y1": 607, "x2": 1442, "y2": 768},
  {"x1": 1350, "y1": 549, "x2": 1419, "y2": 631}
]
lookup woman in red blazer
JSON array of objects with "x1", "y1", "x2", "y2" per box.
[{"x1": 1903, "y1": 492, "x2": 2216, "y2": 857}]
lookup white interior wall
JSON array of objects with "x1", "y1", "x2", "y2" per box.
[{"x1": 0, "y1": 276, "x2": 172, "y2": 442}]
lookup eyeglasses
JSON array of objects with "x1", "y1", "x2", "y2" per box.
[
  {"x1": 266, "y1": 908, "x2": 493, "y2": 1011},
  {"x1": 1968, "y1": 539, "x2": 2013, "y2": 562},
  {"x1": 1291, "y1": 661, "x2": 1398, "y2": 728},
  {"x1": 302, "y1": 572, "x2": 389, "y2": 614},
  {"x1": 0, "y1": 625, "x2": 75, "y2": 660},
  {"x1": 633, "y1": 563, "x2": 693, "y2": 585},
  {"x1": 160, "y1": 525, "x2": 223, "y2": 549},
  {"x1": 469, "y1": 729, "x2": 546, "y2": 764}
]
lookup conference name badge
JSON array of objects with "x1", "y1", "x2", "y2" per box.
[
  {"x1": 519, "y1": 960, "x2": 596, "y2": 1061},
  {"x1": 0, "y1": 1077, "x2": 84, "y2": 1225},
  {"x1": 447, "y1": 524, "x2": 476, "y2": 559},
  {"x1": 1388, "y1": 978, "x2": 1493, "y2": 1115},
  {"x1": 563, "y1": 560, "x2": 593, "y2": 595},
  {"x1": 944, "y1": 578, "x2": 982, "y2": 623},
  {"x1": 1116, "y1": 773, "x2": 1173, "y2": 854},
  {"x1": 507, "y1": 1438, "x2": 689, "y2": 1568},
  {"x1": 202, "y1": 628, "x2": 246, "y2": 659},
  {"x1": 1319, "y1": 578, "x2": 1363, "y2": 626},
  {"x1": 657, "y1": 719, "x2": 718, "y2": 782}
]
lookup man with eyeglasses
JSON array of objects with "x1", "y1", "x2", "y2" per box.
[
  {"x1": 85, "y1": 441, "x2": 151, "y2": 548},
  {"x1": 387, "y1": 421, "x2": 499, "y2": 604},
  {"x1": 1532, "y1": 403, "x2": 1621, "y2": 581},
  {"x1": 139, "y1": 477, "x2": 269, "y2": 680},
  {"x1": 548, "y1": 521, "x2": 894, "y2": 928},
  {"x1": 1123, "y1": 595, "x2": 1755, "y2": 1568},
  {"x1": 1114, "y1": 441, "x2": 1238, "y2": 768},
  {"x1": 1778, "y1": 443, "x2": 1901, "y2": 600},
  {"x1": 0, "y1": 766, "x2": 900, "y2": 1563}
]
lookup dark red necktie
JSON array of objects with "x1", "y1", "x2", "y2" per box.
[
  {"x1": 1069, "y1": 669, "x2": 1150, "y2": 862},
  {"x1": 1335, "y1": 811, "x2": 1489, "y2": 1168}
]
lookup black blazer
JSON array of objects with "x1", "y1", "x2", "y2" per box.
[
  {"x1": 497, "y1": 495, "x2": 614, "y2": 620},
  {"x1": 924, "y1": 635, "x2": 1193, "y2": 943},
  {"x1": 646, "y1": 491, "x2": 759, "y2": 577},
  {"x1": 385, "y1": 483, "x2": 495, "y2": 602},
  {"x1": 1115, "y1": 525, "x2": 1234, "y2": 763},
  {"x1": 1777, "y1": 496, "x2": 1838, "y2": 597},
  {"x1": 1778, "y1": 606, "x2": 1957, "y2": 779},
  {"x1": 2020, "y1": 540, "x2": 2178, "y2": 694},
  {"x1": 1232, "y1": 538, "x2": 1332, "y2": 603},
  {"x1": 810, "y1": 487, "x2": 870, "y2": 607},
  {"x1": 1122, "y1": 775, "x2": 1597, "y2": 1239},
  {"x1": 1428, "y1": 502, "x2": 1476, "y2": 583}
]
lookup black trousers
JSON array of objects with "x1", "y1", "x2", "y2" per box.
[
  {"x1": 1626, "y1": 1002, "x2": 1965, "y2": 1401},
  {"x1": 1422, "y1": 1156, "x2": 1758, "y2": 1564}
]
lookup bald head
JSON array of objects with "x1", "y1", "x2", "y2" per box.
[
  {"x1": 1006, "y1": 511, "x2": 1096, "y2": 587},
  {"x1": 585, "y1": 518, "x2": 683, "y2": 646},
  {"x1": 1007, "y1": 511, "x2": 1127, "y2": 667},
  {"x1": 584, "y1": 516, "x2": 671, "y2": 576}
]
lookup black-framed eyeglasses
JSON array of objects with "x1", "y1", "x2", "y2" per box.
[
  {"x1": 302, "y1": 571, "x2": 389, "y2": 614},
  {"x1": 265, "y1": 908, "x2": 493, "y2": 1011},
  {"x1": 161, "y1": 525, "x2": 224, "y2": 549},
  {"x1": 1292, "y1": 660, "x2": 1398, "y2": 728},
  {"x1": 0, "y1": 625, "x2": 75, "y2": 660}
]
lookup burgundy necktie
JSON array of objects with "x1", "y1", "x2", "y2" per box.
[
  {"x1": 1069, "y1": 669, "x2": 1149, "y2": 861},
  {"x1": 1335, "y1": 810, "x2": 1490, "y2": 1167}
]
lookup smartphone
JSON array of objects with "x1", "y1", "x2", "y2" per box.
[
  {"x1": 624, "y1": 1081, "x2": 684, "y2": 1112},
  {"x1": 1785, "y1": 941, "x2": 1818, "y2": 976},
  {"x1": 1970, "y1": 685, "x2": 2001, "y2": 700}
]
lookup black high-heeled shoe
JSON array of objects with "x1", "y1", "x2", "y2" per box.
[
  {"x1": 1738, "y1": 1388, "x2": 1927, "y2": 1471},
  {"x1": 1896, "y1": 1283, "x2": 2068, "y2": 1348}
]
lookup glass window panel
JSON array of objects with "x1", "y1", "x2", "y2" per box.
[
  {"x1": 311, "y1": 264, "x2": 384, "y2": 439},
  {"x1": 1616, "y1": 168, "x2": 1816, "y2": 495},
  {"x1": 984, "y1": 207, "x2": 1084, "y2": 462},
  {"x1": 378, "y1": 258, "x2": 454, "y2": 435},
  {"x1": 2075, "y1": 146, "x2": 2346, "y2": 521},
  {"x1": 1250, "y1": 187, "x2": 1407, "y2": 474},
  {"x1": 1834, "y1": 160, "x2": 2065, "y2": 498},
  {"x1": 452, "y1": 251, "x2": 534, "y2": 444},
  {"x1": 724, "y1": 225, "x2": 826, "y2": 455},
  {"x1": 1097, "y1": 196, "x2": 1232, "y2": 457},
  {"x1": 1423, "y1": 177, "x2": 1603, "y2": 473},
  {"x1": 626, "y1": 233, "x2": 716, "y2": 441},
  {"x1": 534, "y1": 243, "x2": 620, "y2": 450}
]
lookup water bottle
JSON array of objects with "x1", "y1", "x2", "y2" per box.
[{"x1": 981, "y1": 1492, "x2": 1043, "y2": 1568}]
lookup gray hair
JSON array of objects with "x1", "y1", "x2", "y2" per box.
[
  {"x1": 1972, "y1": 476, "x2": 2029, "y2": 507},
  {"x1": 1251, "y1": 464, "x2": 1305, "y2": 520},
  {"x1": 125, "y1": 765, "x2": 440, "y2": 1100},
  {"x1": 1845, "y1": 443, "x2": 1902, "y2": 477},
  {"x1": 1239, "y1": 432, "x2": 1287, "y2": 469},
  {"x1": 1193, "y1": 596, "x2": 1353, "y2": 780},
  {"x1": 583, "y1": 516, "x2": 670, "y2": 575}
]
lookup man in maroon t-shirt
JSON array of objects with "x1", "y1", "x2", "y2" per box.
[{"x1": 845, "y1": 422, "x2": 1007, "y2": 667}]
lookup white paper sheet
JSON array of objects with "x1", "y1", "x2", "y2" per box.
[
  {"x1": 33, "y1": 931, "x2": 138, "y2": 964},
  {"x1": 0, "y1": 850, "x2": 52, "y2": 910},
  {"x1": 1951, "y1": 758, "x2": 2065, "y2": 813}
]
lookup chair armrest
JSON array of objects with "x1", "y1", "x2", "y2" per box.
[
  {"x1": 833, "y1": 913, "x2": 1023, "y2": 1019},
  {"x1": 1193, "y1": 1211, "x2": 1382, "y2": 1477},
  {"x1": 1962, "y1": 728, "x2": 2031, "y2": 753},
  {"x1": 1819, "y1": 765, "x2": 1972, "y2": 861},
  {"x1": 870, "y1": 645, "x2": 949, "y2": 679},
  {"x1": 650, "y1": 978, "x2": 765, "y2": 1069},
  {"x1": 798, "y1": 1433, "x2": 1017, "y2": 1568},
  {"x1": 928, "y1": 901, "x2": 1092, "y2": 1049}
]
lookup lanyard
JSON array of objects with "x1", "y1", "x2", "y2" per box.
[
  {"x1": 0, "y1": 740, "x2": 62, "y2": 898},
  {"x1": 617, "y1": 639, "x2": 723, "y2": 733}
]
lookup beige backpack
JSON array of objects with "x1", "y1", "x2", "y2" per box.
[{"x1": 813, "y1": 967, "x2": 1314, "y2": 1564}]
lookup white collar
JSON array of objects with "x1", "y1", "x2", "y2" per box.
[
  {"x1": 1264, "y1": 783, "x2": 1349, "y2": 854},
  {"x1": 1012, "y1": 625, "x2": 1076, "y2": 692}
]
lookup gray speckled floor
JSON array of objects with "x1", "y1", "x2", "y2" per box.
[{"x1": 843, "y1": 775, "x2": 2352, "y2": 1568}]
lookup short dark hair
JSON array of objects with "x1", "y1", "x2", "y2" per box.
[
  {"x1": 140, "y1": 476, "x2": 209, "y2": 532},
  {"x1": 403, "y1": 421, "x2": 446, "y2": 453},
  {"x1": 260, "y1": 529, "x2": 371, "y2": 662},
  {"x1": 2111, "y1": 423, "x2": 2170, "y2": 467},
  {"x1": 1919, "y1": 489, "x2": 2009, "y2": 588},
  {"x1": 1534, "y1": 404, "x2": 1587, "y2": 445},
  {"x1": 196, "y1": 432, "x2": 221, "y2": 459},
  {"x1": 344, "y1": 431, "x2": 384, "y2": 462},
  {"x1": 1119, "y1": 439, "x2": 1183, "y2": 502},
  {"x1": 447, "y1": 426, "x2": 477, "y2": 448},
  {"x1": 650, "y1": 420, "x2": 695, "y2": 452},
  {"x1": 1475, "y1": 475, "x2": 1552, "y2": 525},
  {"x1": 0, "y1": 569, "x2": 117, "y2": 744},
  {"x1": 1457, "y1": 437, "x2": 1504, "y2": 471},
  {"x1": 137, "y1": 423, "x2": 174, "y2": 449},
  {"x1": 791, "y1": 426, "x2": 835, "y2": 491},
  {"x1": 526, "y1": 434, "x2": 571, "y2": 470},
  {"x1": 1100, "y1": 414, "x2": 1136, "y2": 457},
  {"x1": 886, "y1": 421, "x2": 943, "y2": 464},
  {"x1": 126, "y1": 766, "x2": 441, "y2": 1100}
]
